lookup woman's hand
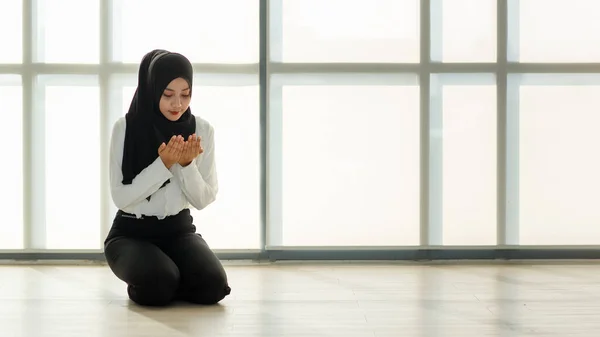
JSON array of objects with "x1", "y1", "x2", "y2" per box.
[
  {"x1": 179, "y1": 134, "x2": 204, "y2": 167},
  {"x1": 158, "y1": 135, "x2": 184, "y2": 169}
]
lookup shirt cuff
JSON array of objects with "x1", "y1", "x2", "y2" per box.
[
  {"x1": 154, "y1": 157, "x2": 175, "y2": 179},
  {"x1": 180, "y1": 158, "x2": 198, "y2": 177}
]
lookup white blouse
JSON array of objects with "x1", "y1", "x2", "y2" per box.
[{"x1": 109, "y1": 116, "x2": 218, "y2": 219}]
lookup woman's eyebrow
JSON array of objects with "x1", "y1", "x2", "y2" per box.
[{"x1": 164, "y1": 87, "x2": 190, "y2": 92}]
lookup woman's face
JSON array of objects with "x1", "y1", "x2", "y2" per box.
[{"x1": 159, "y1": 77, "x2": 191, "y2": 121}]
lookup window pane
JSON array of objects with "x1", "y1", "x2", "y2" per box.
[
  {"x1": 280, "y1": 0, "x2": 419, "y2": 63},
  {"x1": 517, "y1": 0, "x2": 600, "y2": 62},
  {"x1": 0, "y1": 0, "x2": 22, "y2": 63},
  {"x1": 113, "y1": 0, "x2": 258, "y2": 63},
  {"x1": 119, "y1": 85, "x2": 261, "y2": 250},
  {"x1": 519, "y1": 83, "x2": 600, "y2": 245},
  {"x1": 45, "y1": 84, "x2": 100, "y2": 249},
  {"x1": 0, "y1": 77, "x2": 23, "y2": 249},
  {"x1": 281, "y1": 85, "x2": 420, "y2": 246},
  {"x1": 36, "y1": 0, "x2": 99, "y2": 63},
  {"x1": 441, "y1": 84, "x2": 497, "y2": 245},
  {"x1": 437, "y1": 0, "x2": 496, "y2": 62}
]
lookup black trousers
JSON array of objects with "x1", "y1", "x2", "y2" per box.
[{"x1": 104, "y1": 209, "x2": 231, "y2": 306}]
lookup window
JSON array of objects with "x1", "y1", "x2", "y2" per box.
[
  {"x1": 112, "y1": 0, "x2": 259, "y2": 63},
  {"x1": 40, "y1": 77, "x2": 101, "y2": 249},
  {"x1": 514, "y1": 0, "x2": 600, "y2": 62},
  {"x1": 35, "y1": 0, "x2": 100, "y2": 64},
  {"x1": 272, "y1": 76, "x2": 421, "y2": 246},
  {"x1": 0, "y1": 0, "x2": 22, "y2": 64},
  {"x1": 515, "y1": 75, "x2": 600, "y2": 245},
  {"x1": 278, "y1": 0, "x2": 420, "y2": 63},
  {"x1": 0, "y1": 76, "x2": 23, "y2": 249},
  {"x1": 434, "y1": 0, "x2": 496, "y2": 62},
  {"x1": 431, "y1": 75, "x2": 497, "y2": 245},
  {"x1": 2, "y1": 0, "x2": 600, "y2": 256}
]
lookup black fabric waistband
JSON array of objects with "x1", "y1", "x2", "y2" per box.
[
  {"x1": 105, "y1": 208, "x2": 195, "y2": 245},
  {"x1": 116, "y1": 209, "x2": 187, "y2": 221}
]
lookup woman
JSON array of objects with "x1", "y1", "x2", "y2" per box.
[{"x1": 104, "y1": 49, "x2": 231, "y2": 307}]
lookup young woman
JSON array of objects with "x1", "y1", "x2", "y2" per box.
[{"x1": 103, "y1": 49, "x2": 231, "y2": 306}]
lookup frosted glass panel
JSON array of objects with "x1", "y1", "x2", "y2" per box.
[
  {"x1": 439, "y1": 0, "x2": 496, "y2": 62},
  {"x1": 281, "y1": 0, "x2": 420, "y2": 62},
  {"x1": 517, "y1": 0, "x2": 600, "y2": 62},
  {"x1": 0, "y1": 79, "x2": 23, "y2": 249},
  {"x1": 519, "y1": 84, "x2": 600, "y2": 244},
  {"x1": 281, "y1": 85, "x2": 420, "y2": 246},
  {"x1": 36, "y1": 0, "x2": 100, "y2": 63},
  {"x1": 45, "y1": 85, "x2": 101, "y2": 249},
  {"x1": 113, "y1": 0, "x2": 258, "y2": 63},
  {"x1": 0, "y1": 0, "x2": 22, "y2": 63},
  {"x1": 441, "y1": 84, "x2": 497, "y2": 245}
]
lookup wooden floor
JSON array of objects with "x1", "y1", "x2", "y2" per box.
[{"x1": 0, "y1": 261, "x2": 599, "y2": 336}]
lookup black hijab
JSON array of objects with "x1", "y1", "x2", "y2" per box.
[{"x1": 121, "y1": 49, "x2": 196, "y2": 187}]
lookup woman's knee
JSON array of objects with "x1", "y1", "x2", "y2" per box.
[
  {"x1": 184, "y1": 270, "x2": 231, "y2": 305},
  {"x1": 103, "y1": 237, "x2": 181, "y2": 306},
  {"x1": 187, "y1": 287, "x2": 231, "y2": 305},
  {"x1": 127, "y1": 267, "x2": 181, "y2": 306}
]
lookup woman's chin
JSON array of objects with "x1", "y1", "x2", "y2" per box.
[{"x1": 162, "y1": 112, "x2": 182, "y2": 121}]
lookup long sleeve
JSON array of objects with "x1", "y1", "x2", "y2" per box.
[
  {"x1": 172, "y1": 123, "x2": 218, "y2": 210},
  {"x1": 109, "y1": 118, "x2": 174, "y2": 210}
]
